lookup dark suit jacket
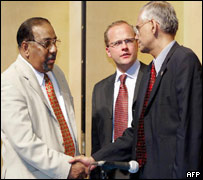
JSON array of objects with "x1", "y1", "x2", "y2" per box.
[
  {"x1": 91, "y1": 62, "x2": 147, "y2": 178},
  {"x1": 92, "y1": 42, "x2": 202, "y2": 179}
]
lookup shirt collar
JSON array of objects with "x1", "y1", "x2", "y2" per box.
[
  {"x1": 153, "y1": 40, "x2": 176, "y2": 75},
  {"x1": 18, "y1": 54, "x2": 45, "y2": 86},
  {"x1": 115, "y1": 60, "x2": 140, "y2": 82}
]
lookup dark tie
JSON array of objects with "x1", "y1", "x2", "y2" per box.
[
  {"x1": 114, "y1": 74, "x2": 128, "y2": 140},
  {"x1": 136, "y1": 63, "x2": 156, "y2": 167},
  {"x1": 44, "y1": 74, "x2": 75, "y2": 156}
]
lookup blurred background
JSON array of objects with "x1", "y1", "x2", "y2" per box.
[{"x1": 1, "y1": 1, "x2": 202, "y2": 169}]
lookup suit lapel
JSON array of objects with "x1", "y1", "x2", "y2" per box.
[
  {"x1": 105, "y1": 73, "x2": 116, "y2": 120},
  {"x1": 16, "y1": 58, "x2": 53, "y2": 116},
  {"x1": 29, "y1": 76, "x2": 51, "y2": 112},
  {"x1": 101, "y1": 73, "x2": 116, "y2": 142},
  {"x1": 145, "y1": 42, "x2": 179, "y2": 112},
  {"x1": 137, "y1": 66, "x2": 151, "y2": 117},
  {"x1": 133, "y1": 62, "x2": 146, "y2": 104},
  {"x1": 53, "y1": 67, "x2": 75, "y2": 122},
  {"x1": 51, "y1": 66, "x2": 79, "y2": 147}
]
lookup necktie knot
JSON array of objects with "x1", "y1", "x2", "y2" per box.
[
  {"x1": 120, "y1": 74, "x2": 127, "y2": 85},
  {"x1": 149, "y1": 63, "x2": 156, "y2": 90},
  {"x1": 151, "y1": 63, "x2": 156, "y2": 78},
  {"x1": 44, "y1": 74, "x2": 49, "y2": 83}
]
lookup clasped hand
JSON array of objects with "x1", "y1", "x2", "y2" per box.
[{"x1": 68, "y1": 155, "x2": 96, "y2": 179}]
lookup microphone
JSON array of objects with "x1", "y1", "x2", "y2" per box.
[{"x1": 91, "y1": 160, "x2": 139, "y2": 173}]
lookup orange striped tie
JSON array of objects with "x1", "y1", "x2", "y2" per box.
[
  {"x1": 44, "y1": 74, "x2": 75, "y2": 156},
  {"x1": 114, "y1": 74, "x2": 128, "y2": 140}
]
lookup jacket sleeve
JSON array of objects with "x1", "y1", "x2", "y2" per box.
[
  {"x1": 1, "y1": 77, "x2": 72, "y2": 179},
  {"x1": 92, "y1": 126, "x2": 134, "y2": 162}
]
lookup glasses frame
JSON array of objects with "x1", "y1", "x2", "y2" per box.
[
  {"x1": 134, "y1": 20, "x2": 152, "y2": 36},
  {"x1": 108, "y1": 37, "x2": 136, "y2": 48},
  {"x1": 27, "y1": 38, "x2": 61, "y2": 49}
]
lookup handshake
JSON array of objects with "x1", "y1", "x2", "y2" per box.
[
  {"x1": 68, "y1": 155, "x2": 96, "y2": 179},
  {"x1": 68, "y1": 155, "x2": 139, "y2": 179}
]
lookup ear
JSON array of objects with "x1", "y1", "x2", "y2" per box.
[
  {"x1": 105, "y1": 46, "x2": 112, "y2": 58},
  {"x1": 151, "y1": 19, "x2": 159, "y2": 36},
  {"x1": 21, "y1": 41, "x2": 30, "y2": 58}
]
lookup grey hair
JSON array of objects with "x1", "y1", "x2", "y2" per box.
[{"x1": 141, "y1": 1, "x2": 178, "y2": 35}]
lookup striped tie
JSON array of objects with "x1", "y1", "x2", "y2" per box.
[
  {"x1": 44, "y1": 74, "x2": 75, "y2": 156},
  {"x1": 136, "y1": 63, "x2": 156, "y2": 167},
  {"x1": 114, "y1": 74, "x2": 128, "y2": 140}
]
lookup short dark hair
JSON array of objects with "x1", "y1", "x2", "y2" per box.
[{"x1": 16, "y1": 17, "x2": 50, "y2": 47}]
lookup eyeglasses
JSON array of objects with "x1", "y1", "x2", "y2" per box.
[
  {"x1": 27, "y1": 38, "x2": 61, "y2": 49},
  {"x1": 108, "y1": 38, "x2": 136, "y2": 48},
  {"x1": 134, "y1": 20, "x2": 152, "y2": 35}
]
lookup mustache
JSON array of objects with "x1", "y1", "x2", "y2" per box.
[
  {"x1": 43, "y1": 54, "x2": 56, "y2": 72},
  {"x1": 46, "y1": 54, "x2": 56, "y2": 61}
]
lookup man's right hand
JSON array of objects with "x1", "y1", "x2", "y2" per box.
[
  {"x1": 69, "y1": 155, "x2": 96, "y2": 172},
  {"x1": 68, "y1": 161, "x2": 88, "y2": 179}
]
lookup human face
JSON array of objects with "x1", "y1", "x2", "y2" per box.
[
  {"x1": 135, "y1": 12, "x2": 154, "y2": 54},
  {"x1": 134, "y1": 20, "x2": 152, "y2": 36},
  {"x1": 27, "y1": 22, "x2": 58, "y2": 73},
  {"x1": 106, "y1": 24, "x2": 138, "y2": 73}
]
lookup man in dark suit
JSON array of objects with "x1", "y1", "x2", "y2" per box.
[
  {"x1": 91, "y1": 20, "x2": 147, "y2": 179},
  {"x1": 70, "y1": 2, "x2": 202, "y2": 179}
]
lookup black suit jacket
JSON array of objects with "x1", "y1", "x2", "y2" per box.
[
  {"x1": 91, "y1": 62, "x2": 147, "y2": 178},
  {"x1": 92, "y1": 42, "x2": 202, "y2": 179}
]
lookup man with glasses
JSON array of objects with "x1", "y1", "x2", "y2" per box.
[
  {"x1": 1, "y1": 17, "x2": 87, "y2": 179},
  {"x1": 70, "y1": 2, "x2": 202, "y2": 179},
  {"x1": 90, "y1": 20, "x2": 147, "y2": 179}
]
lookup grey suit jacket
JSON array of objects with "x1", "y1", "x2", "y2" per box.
[{"x1": 1, "y1": 55, "x2": 80, "y2": 179}]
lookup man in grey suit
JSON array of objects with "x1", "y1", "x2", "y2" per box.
[
  {"x1": 70, "y1": 2, "x2": 202, "y2": 179},
  {"x1": 91, "y1": 20, "x2": 147, "y2": 179},
  {"x1": 1, "y1": 17, "x2": 87, "y2": 179}
]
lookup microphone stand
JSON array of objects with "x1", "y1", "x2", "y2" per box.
[
  {"x1": 88, "y1": 164, "x2": 108, "y2": 179},
  {"x1": 100, "y1": 168, "x2": 108, "y2": 179}
]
